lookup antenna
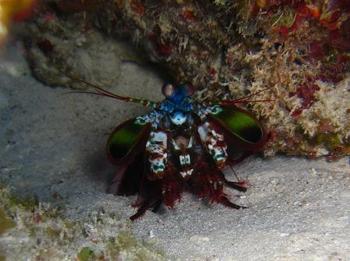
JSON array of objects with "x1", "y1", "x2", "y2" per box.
[
  {"x1": 65, "y1": 74, "x2": 159, "y2": 108},
  {"x1": 220, "y1": 86, "x2": 276, "y2": 106}
]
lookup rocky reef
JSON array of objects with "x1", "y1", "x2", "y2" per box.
[{"x1": 17, "y1": 0, "x2": 350, "y2": 157}]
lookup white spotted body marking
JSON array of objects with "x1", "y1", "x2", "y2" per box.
[
  {"x1": 171, "y1": 136, "x2": 195, "y2": 178},
  {"x1": 198, "y1": 122, "x2": 228, "y2": 167},
  {"x1": 146, "y1": 131, "x2": 168, "y2": 174}
]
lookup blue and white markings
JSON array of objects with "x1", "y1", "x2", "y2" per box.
[
  {"x1": 142, "y1": 83, "x2": 228, "y2": 175},
  {"x1": 170, "y1": 111, "x2": 187, "y2": 125},
  {"x1": 146, "y1": 131, "x2": 168, "y2": 175}
]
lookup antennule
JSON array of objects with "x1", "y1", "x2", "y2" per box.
[{"x1": 63, "y1": 73, "x2": 159, "y2": 108}]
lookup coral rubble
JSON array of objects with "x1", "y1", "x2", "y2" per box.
[
  {"x1": 19, "y1": 0, "x2": 350, "y2": 157},
  {"x1": 0, "y1": 186, "x2": 165, "y2": 260}
]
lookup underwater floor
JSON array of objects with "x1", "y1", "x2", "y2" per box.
[{"x1": 0, "y1": 43, "x2": 349, "y2": 260}]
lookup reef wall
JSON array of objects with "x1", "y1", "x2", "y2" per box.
[{"x1": 19, "y1": 0, "x2": 350, "y2": 157}]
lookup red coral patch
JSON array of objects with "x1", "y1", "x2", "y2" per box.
[{"x1": 130, "y1": 0, "x2": 145, "y2": 16}]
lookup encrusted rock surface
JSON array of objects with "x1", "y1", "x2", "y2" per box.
[{"x1": 19, "y1": 0, "x2": 350, "y2": 157}]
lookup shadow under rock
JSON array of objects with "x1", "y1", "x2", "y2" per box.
[{"x1": 81, "y1": 145, "x2": 115, "y2": 192}]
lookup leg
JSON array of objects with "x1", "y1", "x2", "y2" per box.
[
  {"x1": 130, "y1": 201, "x2": 152, "y2": 221},
  {"x1": 218, "y1": 195, "x2": 246, "y2": 209},
  {"x1": 151, "y1": 200, "x2": 162, "y2": 213},
  {"x1": 189, "y1": 169, "x2": 245, "y2": 208},
  {"x1": 224, "y1": 180, "x2": 248, "y2": 192}
]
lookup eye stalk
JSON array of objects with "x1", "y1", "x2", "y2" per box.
[
  {"x1": 162, "y1": 83, "x2": 175, "y2": 98},
  {"x1": 162, "y1": 83, "x2": 195, "y2": 99}
]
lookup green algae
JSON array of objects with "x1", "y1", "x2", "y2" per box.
[
  {"x1": 0, "y1": 184, "x2": 38, "y2": 212},
  {"x1": 116, "y1": 231, "x2": 139, "y2": 250},
  {"x1": 314, "y1": 133, "x2": 342, "y2": 150},
  {"x1": 0, "y1": 208, "x2": 15, "y2": 235},
  {"x1": 270, "y1": 7, "x2": 296, "y2": 28},
  {"x1": 106, "y1": 231, "x2": 166, "y2": 261},
  {"x1": 77, "y1": 247, "x2": 95, "y2": 261},
  {"x1": 46, "y1": 226, "x2": 61, "y2": 239},
  {"x1": 7, "y1": 194, "x2": 37, "y2": 211}
]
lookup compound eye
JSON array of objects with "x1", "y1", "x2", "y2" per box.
[{"x1": 162, "y1": 83, "x2": 175, "y2": 97}]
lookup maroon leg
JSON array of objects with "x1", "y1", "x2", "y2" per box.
[
  {"x1": 130, "y1": 177, "x2": 163, "y2": 220},
  {"x1": 218, "y1": 195, "x2": 246, "y2": 209},
  {"x1": 130, "y1": 201, "x2": 151, "y2": 221},
  {"x1": 189, "y1": 170, "x2": 244, "y2": 208},
  {"x1": 224, "y1": 180, "x2": 248, "y2": 192}
]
